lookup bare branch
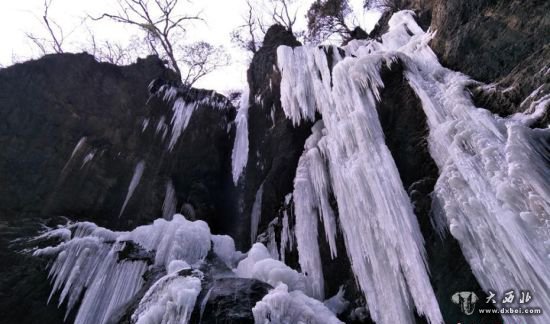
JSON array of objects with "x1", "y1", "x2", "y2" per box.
[
  {"x1": 92, "y1": 0, "x2": 223, "y2": 85},
  {"x1": 42, "y1": 0, "x2": 64, "y2": 53}
]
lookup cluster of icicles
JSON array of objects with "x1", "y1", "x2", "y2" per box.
[
  {"x1": 34, "y1": 9, "x2": 550, "y2": 324},
  {"x1": 33, "y1": 214, "x2": 347, "y2": 324},
  {"x1": 233, "y1": 9, "x2": 550, "y2": 324}
]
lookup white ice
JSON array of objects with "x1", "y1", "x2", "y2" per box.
[
  {"x1": 231, "y1": 86, "x2": 250, "y2": 184},
  {"x1": 277, "y1": 9, "x2": 550, "y2": 324},
  {"x1": 33, "y1": 214, "x2": 218, "y2": 324},
  {"x1": 162, "y1": 180, "x2": 177, "y2": 220},
  {"x1": 119, "y1": 160, "x2": 145, "y2": 217},
  {"x1": 250, "y1": 181, "x2": 264, "y2": 245},
  {"x1": 252, "y1": 283, "x2": 344, "y2": 324},
  {"x1": 132, "y1": 268, "x2": 202, "y2": 324}
]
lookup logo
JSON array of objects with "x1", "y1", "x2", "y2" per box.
[{"x1": 452, "y1": 291, "x2": 478, "y2": 315}]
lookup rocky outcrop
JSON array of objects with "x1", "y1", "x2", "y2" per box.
[
  {"x1": 0, "y1": 53, "x2": 238, "y2": 232},
  {"x1": 234, "y1": 25, "x2": 310, "y2": 250},
  {"x1": 390, "y1": 0, "x2": 549, "y2": 120},
  {"x1": 0, "y1": 53, "x2": 238, "y2": 324}
]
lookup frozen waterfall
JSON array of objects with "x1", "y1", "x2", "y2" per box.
[
  {"x1": 28, "y1": 8, "x2": 550, "y2": 324},
  {"x1": 278, "y1": 9, "x2": 550, "y2": 324}
]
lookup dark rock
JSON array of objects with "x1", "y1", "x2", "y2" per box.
[
  {"x1": 0, "y1": 53, "x2": 238, "y2": 324},
  {"x1": 0, "y1": 218, "x2": 68, "y2": 324},
  {"x1": 117, "y1": 241, "x2": 155, "y2": 265},
  {"x1": 0, "y1": 52, "x2": 238, "y2": 233},
  {"x1": 428, "y1": 0, "x2": 549, "y2": 117},
  {"x1": 194, "y1": 278, "x2": 272, "y2": 324},
  {"x1": 234, "y1": 24, "x2": 311, "y2": 250}
]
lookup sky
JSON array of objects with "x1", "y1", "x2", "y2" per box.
[{"x1": 0, "y1": 0, "x2": 381, "y2": 93}]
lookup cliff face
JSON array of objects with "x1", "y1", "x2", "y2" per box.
[
  {"x1": 0, "y1": 54, "x2": 239, "y2": 324},
  {"x1": 0, "y1": 53, "x2": 237, "y2": 232},
  {"x1": 0, "y1": 1, "x2": 548, "y2": 323},
  {"x1": 234, "y1": 25, "x2": 310, "y2": 250},
  {"x1": 401, "y1": 0, "x2": 549, "y2": 121}
]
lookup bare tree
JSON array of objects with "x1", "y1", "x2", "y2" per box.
[
  {"x1": 268, "y1": 0, "x2": 298, "y2": 33},
  {"x1": 92, "y1": 0, "x2": 205, "y2": 81},
  {"x1": 26, "y1": 0, "x2": 66, "y2": 54},
  {"x1": 306, "y1": 0, "x2": 353, "y2": 43},
  {"x1": 364, "y1": 0, "x2": 399, "y2": 11},
  {"x1": 231, "y1": 0, "x2": 304, "y2": 54},
  {"x1": 230, "y1": 0, "x2": 267, "y2": 54},
  {"x1": 180, "y1": 41, "x2": 230, "y2": 87}
]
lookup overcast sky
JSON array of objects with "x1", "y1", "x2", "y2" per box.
[{"x1": 0, "y1": 0, "x2": 380, "y2": 93}]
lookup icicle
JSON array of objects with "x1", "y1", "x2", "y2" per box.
[
  {"x1": 167, "y1": 98, "x2": 197, "y2": 151},
  {"x1": 250, "y1": 182, "x2": 264, "y2": 244},
  {"x1": 81, "y1": 151, "x2": 95, "y2": 168},
  {"x1": 199, "y1": 287, "x2": 213, "y2": 323},
  {"x1": 266, "y1": 218, "x2": 280, "y2": 260},
  {"x1": 70, "y1": 137, "x2": 87, "y2": 160},
  {"x1": 162, "y1": 180, "x2": 177, "y2": 220},
  {"x1": 142, "y1": 118, "x2": 150, "y2": 132},
  {"x1": 304, "y1": 121, "x2": 338, "y2": 258},
  {"x1": 395, "y1": 15, "x2": 550, "y2": 324},
  {"x1": 252, "y1": 283, "x2": 343, "y2": 324},
  {"x1": 119, "y1": 160, "x2": 145, "y2": 217},
  {"x1": 293, "y1": 148, "x2": 325, "y2": 300},
  {"x1": 231, "y1": 87, "x2": 250, "y2": 184},
  {"x1": 34, "y1": 214, "x2": 215, "y2": 324},
  {"x1": 61, "y1": 136, "x2": 87, "y2": 174},
  {"x1": 155, "y1": 116, "x2": 166, "y2": 135},
  {"x1": 131, "y1": 269, "x2": 203, "y2": 324},
  {"x1": 279, "y1": 209, "x2": 294, "y2": 263}
]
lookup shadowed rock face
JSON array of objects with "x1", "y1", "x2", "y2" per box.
[
  {"x1": 401, "y1": 0, "x2": 549, "y2": 120},
  {"x1": 194, "y1": 278, "x2": 272, "y2": 324},
  {"x1": 0, "y1": 54, "x2": 238, "y2": 323},
  {"x1": 0, "y1": 53, "x2": 238, "y2": 233},
  {"x1": 235, "y1": 25, "x2": 311, "y2": 251}
]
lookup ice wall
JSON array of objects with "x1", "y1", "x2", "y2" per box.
[
  {"x1": 278, "y1": 9, "x2": 550, "y2": 324},
  {"x1": 278, "y1": 39, "x2": 442, "y2": 324}
]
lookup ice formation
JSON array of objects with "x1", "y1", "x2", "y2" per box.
[
  {"x1": 29, "y1": 8, "x2": 550, "y2": 324},
  {"x1": 278, "y1": 9, "x2": 550, "y2": 324},
  {"x1": 61, "y1": 136, "x2": 88, "y2": 175},
  {"x1": 152, "y1": 84, "x2": 230, "y2": 151},
  {"x1": 162, "y1": 180, "x2": 177, "y2": 220},
  {"x1": 231, "y1": 87, "x2": 250, "y2": 184},
  {"x1": 324, "y1": 286, "x2": 349, "y2": 315},
  {"x1": 70, "y1": 137, "x2": 87, "y2": 160},
  {"x1": 33, "y1": 215, "x2": 224, "y2": 324},
  {"x1": 250, "y1": 181, "x2": 264, "y2": 244},
  {"x1": 279, "y1": 207, "x2": 294, "y2": 263},
  {"x1": 131, "y1": 265, "x2": 202, "y2": 324},
  {"x1": 252, "y1": 283, "x2": 344, "y2": 324},
  {"x1": 119, "y1": 160, "x2": 145, "y2": 217},
  {"x1": 34, "y1": 216, "x2": 342, "y2": 324},
  {"x1": 235, "y1": 243, "x2": 306, "y2": 292}
]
